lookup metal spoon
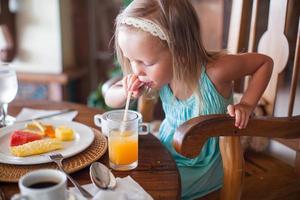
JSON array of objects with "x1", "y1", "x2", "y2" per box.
[{"x1": 89, "y1": 162, "x2": 117, "y2": 190}]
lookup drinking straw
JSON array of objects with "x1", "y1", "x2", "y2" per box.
[
  {"x1": 120, "y1": 91, "x2": 133, "y2": 134},
  {"x1": 123, "y1": 91, "x2": 132, "y2": 122}
]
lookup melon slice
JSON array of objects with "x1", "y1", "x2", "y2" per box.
[{"x1": 10, "y1": 130, "x2": 42, "y2": 147}]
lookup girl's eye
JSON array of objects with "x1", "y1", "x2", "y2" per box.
[
  {"x1": 129, "y1": 60, "x2": 153, "y2": 67},
  {"x1": 143, "y1": 62, "x2": 153, "y2": 67}
]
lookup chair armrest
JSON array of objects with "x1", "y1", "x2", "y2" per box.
[{"x1": 173, "y1": 114, "x2": 300, "y2": 158}]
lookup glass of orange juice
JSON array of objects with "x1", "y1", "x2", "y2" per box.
[
  {"x1": 107, "y1": 110, "x2": 140, "y2": 171},
  {"x1": 137, "y1": 88, "x2": 158, "y2": 122}
]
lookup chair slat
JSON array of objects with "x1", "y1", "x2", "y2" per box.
[
  {"x1": 257, "y1": 0, "x2": 289, "y2": 115},
  {"x1": 288, "y1": 18, "x2": 300, "y2": 117}
]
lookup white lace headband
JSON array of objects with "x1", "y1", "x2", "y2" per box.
[{"x1": 118, "y1": 16, "x2": 168, "y2": 41}]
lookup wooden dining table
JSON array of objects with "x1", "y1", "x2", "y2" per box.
[{"x1": 1, "y1": 100, "x2": 181, "y2": 200}]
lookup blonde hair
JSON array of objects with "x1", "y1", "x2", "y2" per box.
[{"x1": 115, "y1": 0, "x2": 219, "y2": 93}]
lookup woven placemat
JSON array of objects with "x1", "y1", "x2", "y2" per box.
[{"x1": 0, "y1": 128, "x2": 107, "y2": 182}]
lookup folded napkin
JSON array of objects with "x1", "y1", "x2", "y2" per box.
[
  {"x1": 69, "y1": 176, "x2": 153, "y2": 200},
  {"x1": 16, "y1": 108, "x2": 78, "y2": 122}
]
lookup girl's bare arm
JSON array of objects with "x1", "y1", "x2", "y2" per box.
[
  {"x1": 104, "y1": 80, "x2": 127, "y2": 108},
  {"x1": 211, "y1": 53, "x2": 274, "y2": 107},
  {"x1": 208, "y1": 53, "x2": 273, "y2": 129}
]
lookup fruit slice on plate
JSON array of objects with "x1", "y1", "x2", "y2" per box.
[
  {"x1": 10, "y1": 139, "x2": 63, "y2": 157},
  {"x1": 25, "y1": 121, "x2": 45, "y2": 136},
  {"x1": 55, "y1": 126, "x2": 74, "y2": 141},
  {"x1": 26, "y1": 121, "x2": 55, "y2": 137},
  {"x1": 10, "y1": 130, "x2": 42, "y2": 147},
  {"x1": 44, "y1": 125, "x2": 55, "y2": 138}
]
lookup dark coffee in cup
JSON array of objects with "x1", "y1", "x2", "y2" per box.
[
  {"x1": 28, "y1": 181, "x2": 59, "y2": 189},
  {"x1": 11, "y1": 169, "x2": 67, "y2": 200}
]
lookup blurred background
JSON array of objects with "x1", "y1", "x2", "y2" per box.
[
  {"x1": 0, "y1": 0, "x2": 299, "y2": 113},
  {"x1": 0, "y1": 0, "x2": 235, "y2": 109}
]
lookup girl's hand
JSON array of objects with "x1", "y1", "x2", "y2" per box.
[
  {"x1": 122, "y1": 74, "x2": 144, "y2": 98},
  {"x1": 227, "y1": 102, "x2": 254, "y2": 129}
]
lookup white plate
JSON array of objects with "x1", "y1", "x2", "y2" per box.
[{"x1": 0, "y1": 119, "x2": 95, "y2": 165}]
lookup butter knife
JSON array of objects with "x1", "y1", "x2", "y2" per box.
[{"x1": 15, "y1": 108, "x2": 76, "y2": 123}]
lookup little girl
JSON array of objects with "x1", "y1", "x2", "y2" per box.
[{"x1": 105, "y1": 0, "x2": 273, "y2": 199}]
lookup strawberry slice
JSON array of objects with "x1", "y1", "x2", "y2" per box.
[{"x1": 10, "y1": 130, "x2": 42, "y2": 147}]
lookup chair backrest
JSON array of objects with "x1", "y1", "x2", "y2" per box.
[
  {"x1": 227, "y1": 0, "x2": 299, "y2": 116},
  {"x1": 173, "y1": 0, "x2": 300, "y2": 200}
]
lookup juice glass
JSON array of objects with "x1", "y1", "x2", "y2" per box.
[
  {"x1": 137, "y1": 88, "x2": 158, "y2": 122},
  {"x1": 107, "y1": 110, "x2": 139, "y2": 171}
]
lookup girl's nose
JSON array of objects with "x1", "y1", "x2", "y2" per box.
[{"x1": 131, "y1": 61, "x2": 144, "y2": 76}]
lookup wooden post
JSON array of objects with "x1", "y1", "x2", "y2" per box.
[{"x1": 219, "y1": 136, "x2": 244, "y2": 200}]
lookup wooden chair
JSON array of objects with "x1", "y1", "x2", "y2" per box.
[{"x1": 173, "y1": 0, "x2": 300, "y2": 199}]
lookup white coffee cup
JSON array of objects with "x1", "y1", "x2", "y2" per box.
[
  {"x1": 94, "y1": 109, "x2": 149, "y2": 136},
  {"x1": 11, "y1": 169, "x2": 67, "y2": 200}
]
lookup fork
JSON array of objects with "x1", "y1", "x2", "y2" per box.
[
  {"x1": 48, "y1": 153, "x2": 93, "y2": 199},
  {"x1": 0, "y1": 187, "x2": 5, "y2": 200}
]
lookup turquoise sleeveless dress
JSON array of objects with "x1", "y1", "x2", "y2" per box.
[{"x1": 159, "y1": 67, "x2": 233, "y2": 200}]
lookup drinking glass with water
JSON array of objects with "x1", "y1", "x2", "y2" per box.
[{"x1": 0, "y1": 63, "x2": 18, "y2": 127}]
